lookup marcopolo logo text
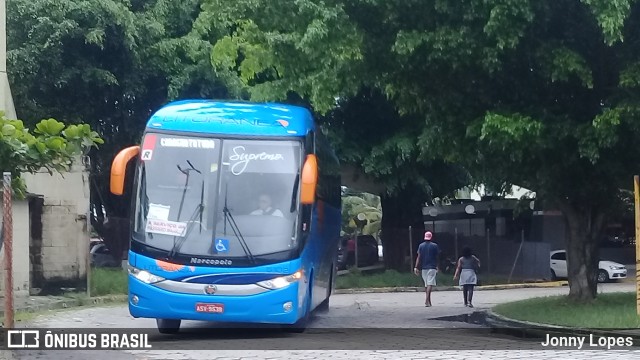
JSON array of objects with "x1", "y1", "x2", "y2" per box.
[{"x1": 190, "y1": 258, "x2": 233, "y2": 265}]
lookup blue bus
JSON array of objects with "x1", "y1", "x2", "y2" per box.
[{"x1": 109, "y1": 100, "x2": 341, "y2": 333}]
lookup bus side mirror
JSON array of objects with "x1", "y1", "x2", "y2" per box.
[
  {"x1": 300, "y1": 154, "x2": 318, "y2": 204},
  {"x1": 110, "y1": 146, "x2": 140, "y2": 195}
]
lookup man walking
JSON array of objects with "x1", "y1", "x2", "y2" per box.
[{"x1": 414, "y1": 231, "x2": 439, "y2": 307}]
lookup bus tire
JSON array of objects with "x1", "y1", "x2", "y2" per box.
[{"x1": 156, "y1": 319, "x2": 181, "y2": 334}]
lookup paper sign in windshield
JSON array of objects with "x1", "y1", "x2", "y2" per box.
[
  {"x1": 148, "y1": 203, "x2": 170, "y2": 221},
  {"x1": 145, "y1": 219, "x2": 187, "y2": 237}
]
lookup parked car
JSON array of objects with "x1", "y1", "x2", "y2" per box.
[
  {"x1": 337, "y1": 235, "x2": 379, "y2": 269},
  {"x1": 90, "y1": 242, "x2": 121, "y2": 268},
  {"x1": 550, "y1": 250, "x2": 627, "y2": 283}
]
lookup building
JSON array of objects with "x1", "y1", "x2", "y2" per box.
[{"x1": 421, "y1": 185, "x2": 553, "y2": 280}]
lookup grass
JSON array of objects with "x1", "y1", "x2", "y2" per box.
[
  {"x1": 337, "y1": 269, "x2": 429, "y2": 289},
  {"x1": 335, "y1": 268, "x2": 512, "y2": 289},
  {"x1": 90, "y1": 267, "x2": 128, "y2": 296},
  {"x1": 493, "y1": 292, "x2": 640, "y2": 328}
]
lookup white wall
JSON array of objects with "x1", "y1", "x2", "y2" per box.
[
  {"x1": 22, "y1": 160, "x2": 90, "y2": 284},
  {"x1": 0, "y1": 200, "x2": 31, "y2": 297}
]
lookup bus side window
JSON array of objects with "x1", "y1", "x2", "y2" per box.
[
  {"x1": 315, "y1": 130, "x2": 341, "y2": 208},
  {"x1": 305, "y1": 130, "x2": 314, "y2": 155}
]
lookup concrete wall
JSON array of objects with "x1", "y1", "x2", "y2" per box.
[
  {"x1": 0, "y1": 200, "x2": 31, "y2": 297},
  {"x1": 22, "y1": 160, "x2": 90, "y2": 291}
]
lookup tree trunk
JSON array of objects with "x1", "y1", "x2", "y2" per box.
[
  {"x1": 380, "y1": 189, "x2": 425, "y2": 271},
  {"x1": 560, "y1": 202, "x2": 606, "y2": 302}
]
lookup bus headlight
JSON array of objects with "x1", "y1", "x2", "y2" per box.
[
  {"x1": 128, "y1": 265, "x2": 165, "y2": 284},
  {"x1": 257, "y1": 270, "x2": 303, "y2": 290}
]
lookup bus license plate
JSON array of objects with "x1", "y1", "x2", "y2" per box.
[{"x1": 195, "y1": 303, "x2": 224, "y2": 313}]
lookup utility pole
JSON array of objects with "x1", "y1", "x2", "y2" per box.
[
  {"x1": 634, "y1": 176, "x2": 640, "y2": 316},
  {"x1": 3, "y1": 172, "x2": 13, "y2": 328},
  {"x1": 1, "y1": 0, "x2": 16, "y2": 329}
]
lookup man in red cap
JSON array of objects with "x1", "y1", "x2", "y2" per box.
[{"x1": 414, "y1": 231, "x2": 440, "y2": 306}]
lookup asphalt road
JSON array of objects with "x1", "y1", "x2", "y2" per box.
[{"x1": 6, "y1": 282, "x2": 640, "y2": 359}]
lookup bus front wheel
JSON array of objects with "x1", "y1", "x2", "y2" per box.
[{"x1": 156, "y1": 319, "x2": 181, "y2": 334}]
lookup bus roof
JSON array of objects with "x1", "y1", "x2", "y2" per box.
[{"x1": 146, "y1": 100, "x2": 315, "y2": 137}]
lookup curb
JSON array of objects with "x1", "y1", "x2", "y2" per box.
[
  {"x1": 334, "y1": 281, "x2": 568, "y2": 294},
  {"x1": 486, "y1": 309, "x2": 640, "y2": 341},
  {"x1": 0, "y1": 294, "x2": 128, "y2": 319},
  {"x1": 476, "y1": 281, "x2": 568, "y2": 290}
]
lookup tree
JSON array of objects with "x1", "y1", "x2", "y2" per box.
[
  {"x1": 205, "y1": 0, "x2": 640, "y2": 301},
  {"x1": 0, "y1": 114, "x2": 103, "y2": 196},
  {"x1": 7, "y1": 0, "x2": 234, "y2": 253},
  {"x1": 204, "y1": 0, "x2": 469, "y2": 269},
  {"x1": 320, "y1": 89, "x2": 470, "y2": 269}
]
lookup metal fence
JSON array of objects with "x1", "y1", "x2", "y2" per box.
[{"x1": 405, "y1": 227, "x2": 551, "y2": 281}]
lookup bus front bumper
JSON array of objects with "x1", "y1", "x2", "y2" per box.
[{"x1": 127, "y1": 275, "x2": 304, "y2": 325}]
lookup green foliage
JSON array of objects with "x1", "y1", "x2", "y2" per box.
[
  {"x1": 0, "y1": 113, "x2": 102, "y2": 198},
  {"x1": 341, "y1": 190, "x2": 382, "y2": 237},
  {"x1": 580, "y1": 0, "x2": 635, "y2": 45},
  {"x1": 7, "y1": 0, "x2": 230, "y2": 219},
  {"x1": 483, "y1": 0, "x2": 535, "y2": 50},
  {"x1": 206, "y1": 0, "x2": 364, "y2": 114},
  {"x1": 204, "y1": 0, "x2": 640, "y2": 295},
  {"x1": 538, "y1": 47, "x2": 594, "y2": 89},
  {"x1": 619, "y1": 62, "x2": 640, "y2": 88}
]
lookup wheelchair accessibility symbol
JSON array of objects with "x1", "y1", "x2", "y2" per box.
[{"x1": 214, "y1": 238, "x2": 229, "y2": 253}]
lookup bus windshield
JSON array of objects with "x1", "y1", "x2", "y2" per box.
[{"x1": 132, "y1": 133, "x2": 302, "y2": 262}]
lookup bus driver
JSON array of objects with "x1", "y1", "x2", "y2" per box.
[{"x1": 250, "y1": 194, "x2": 284, "y2": 217}]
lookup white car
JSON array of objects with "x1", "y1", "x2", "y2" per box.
[{"x1": 550, "y1": 250, "x2": 627, "y2": 283}]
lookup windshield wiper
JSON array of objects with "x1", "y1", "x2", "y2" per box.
[
  {"x1": 168, "y1": 203, "x2": 204, "y2": 259},
  {"x1": 175, "y1": 161, "x2": 201, "y2": 219},
  {"x1": 167, "y1": 161, "x2": 205, "y2": 259},
  {"x1": 222, "y1": 185, "x2": 255, "y2": 264}
]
